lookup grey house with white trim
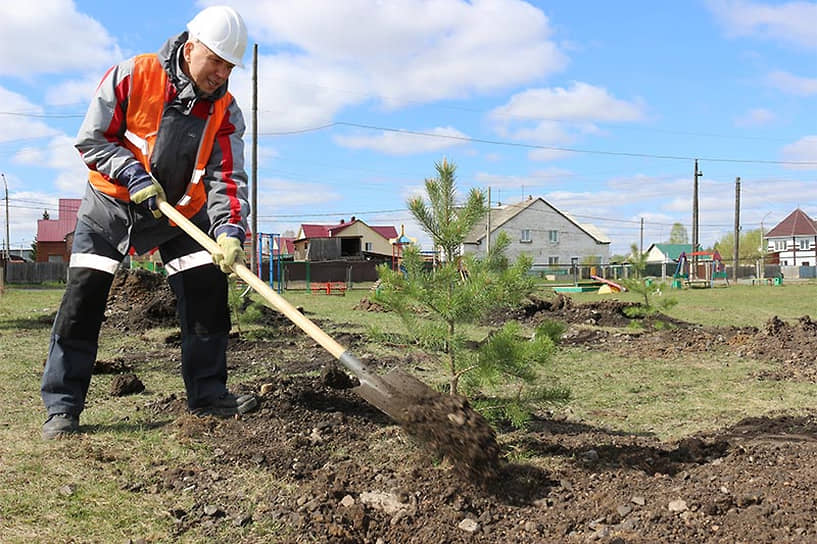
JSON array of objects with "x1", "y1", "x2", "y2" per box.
[{"x1": 462, "y1": 196, "x2": 611, "y2": 266}]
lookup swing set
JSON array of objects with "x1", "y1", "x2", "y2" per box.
[{"x1": 671, "y1": 250, "x2": 729, "y2": 289}]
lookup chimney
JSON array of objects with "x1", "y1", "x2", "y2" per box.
[
  {"x1": 351, "y1": 216, "x2": 356, "y2": 222},
  {"x1": 339, "y1": 219, "x2": 345, "y2": 224}
]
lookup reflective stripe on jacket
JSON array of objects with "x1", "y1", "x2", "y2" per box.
[{"x1": 87, "y1": 54, "x2": 230, "y2": 220}]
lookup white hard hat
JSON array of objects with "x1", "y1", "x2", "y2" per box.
[{"x1": 187, "y1": 5, "x2": 248, "y2": 68}]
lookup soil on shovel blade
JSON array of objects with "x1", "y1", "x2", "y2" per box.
[{"x1": 103, "y1": 271, "x2": 817, "y2": 543}]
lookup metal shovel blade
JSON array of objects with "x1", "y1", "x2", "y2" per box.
[{"x1": 353, "y1": 368, "x2": 438, "y2": 422}]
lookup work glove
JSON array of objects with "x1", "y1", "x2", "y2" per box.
[
  {"x1": 119, "y1": 162, "x2": 165, "y2": 219},
  {"x1": 212, "y1": 225, "x2": 245, "y2": 274}
]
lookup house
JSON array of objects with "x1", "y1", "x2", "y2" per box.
[
  {"x1": 645, "y1": 243, "x2": 695, "y2": 265},
  {"x1": 764, "y1": 208, "x2": 817, "y2": 267},
  {"x1": 644, "y1": 243, "x2": 697, "y2": 278},
  {"x1": 293, "y1": 217, "x2": 398, "y2": 261},
  {"x1": 462, "y1": 196, "x2": 610, "y2": 267},
  {"x1": 36, "y1": 199, "x2": 81, "y2": 263}
]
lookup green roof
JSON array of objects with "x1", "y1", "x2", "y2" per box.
[{"x1": 651, "y1": 243, "x2": 695, "y2": 261}]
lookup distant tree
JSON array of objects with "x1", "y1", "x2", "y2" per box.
[
  {"x1": 621, "y1": 243, "x2": 677, "y2": 314},
  {"x1": 627, "y1": 243, "x2": 648, "y2": 278},
  {"x1": 713, "y1": 229, "x2": 763, "y2": 263},
  {"x1": 30, "y1": 237, "x2": 38, "y2": 261},
  {"x1": 668, "y1": 222, "x2": 688, "y2": 244}
]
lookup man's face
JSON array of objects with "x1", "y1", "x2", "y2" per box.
[{"x1": 183, "y1": 40, "x2": 234, "y2": 95}]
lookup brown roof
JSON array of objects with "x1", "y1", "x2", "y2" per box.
[{"x1": 765, "y1": 208, "x2": 817, "y2": 238}]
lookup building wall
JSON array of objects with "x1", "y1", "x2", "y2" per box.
[
  {"x1": 766, "y1": 235, "x2": 817, "y2": 267},
  {"x1": 337, "y1": 223, "x2": 393, "y2": 255},
  {"x1": 463, "y1": 200, "x2": 609, "y2": 265},
  {"x1": 38, "y1": 241, "x2": 68, "y2": 263}
]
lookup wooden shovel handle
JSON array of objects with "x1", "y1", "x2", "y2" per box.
[{"x1": 156, "y1": 199, "x2": 346, "y2": 359}]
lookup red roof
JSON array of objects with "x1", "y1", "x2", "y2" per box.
[
  {"x1": 37, "y1": 198, "x2": 81, "y2": 242},
  {"x1": 765, "y1": 208, "x2": 817, "y2": 238},
  {"x1": 299, "y1": 219, "x2": 396, "y2": 241},
  {"x1": 371, "y1": 226, "x2": 398, "y2": 240},
  {"x1": 274, "y1": 237, "x2": 295, "y2": 256}
]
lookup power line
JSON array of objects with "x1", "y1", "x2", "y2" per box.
[{"x1": 331, "y1": 122, "x2": 817, "y2": 166}]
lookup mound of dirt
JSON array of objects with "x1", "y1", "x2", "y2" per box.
[
  {"x1": 104, "y1": 268, "x2": 177, "y2": 331},
  {"x1": 562, "y1": 312, "x2": 817, "y2": 383},
  {"x1": 487, "y1": 293, "x2": 683, "y2": 329},
  {"x1": 354, "y1": 297, "x2": 387, "y2": 312}
]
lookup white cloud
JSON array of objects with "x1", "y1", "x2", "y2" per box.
[
  {"x1": 0, "y1": 86, "x2": 60, "y2": 143},
  {"x1": 334, "y1": 126, "x2": 468, "y2": 155},
  {"x1": 766, "y1": 70, "x2": 817, "y2": 96},
  {"x1": 224, "y1": 0, "x2": 567, "y2": 130},
  {"x1": 0, "y1": 1, "x2": 121, "y2": 77},
  {"x1": 44, "y1": 75, "x2": 102, "y2": 107},
  {"x1": 706, "y1": 0, "x2": 817, "y2": 50},
  {"x1": 258, "y1": 177, "x2": 341, "y2": 208},
  {"x1": 781, "y1": 135, "x2": 817, "y2": 169},
  {"x1": 489, "y1": 82, "x2": 646, "y2": 162},
  {"x1": 491, "y1": 82, "x2": 647, "y2": 123},
  {"x1": 734, "y1": 107, "x2": 776, "y2": 127},
  {"x1": 13, "y1": 134, "x2": 88, "y2": 194}
]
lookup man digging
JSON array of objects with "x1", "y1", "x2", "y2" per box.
[{"x1": 40, "y1": 6, "x2": 257, "y2": 439}]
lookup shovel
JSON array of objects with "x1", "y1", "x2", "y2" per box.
[{"x1": 155, "y1": 198, "x2": 437, "y2": 422}]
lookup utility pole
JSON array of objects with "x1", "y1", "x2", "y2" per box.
[
  {"x1": 692, "y1": 160, "x2": 701, "y2": 280},
  {"x1": 733, "y1": 177, "x2": 740, "y2": 282},
  {"x1": 250, "y1": 44, "x2": 258, "y2": 275},
  {"x1": 2, "y1": 173, "x2": 9, "y2": 261},
  {"x1": 639, "y1": 217, "x2": 644, "y2": 256},
  {"x1": 485, "y1": 186, "x2": 491, "y2": 255}
]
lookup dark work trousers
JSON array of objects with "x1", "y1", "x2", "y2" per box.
[{"x1": 40, "y1": 218, "x2": 231, "y2": 417}]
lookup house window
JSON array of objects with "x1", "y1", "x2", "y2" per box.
[
  {"x1": 548, "y1": 230, "x2": 559, "y2": 243},
  {"x1": 800, "y1": 239, "x2": 810, "y2": 250},
  {"x1": 548, "y1": 256, "x2": 559, "y2": 265},
  {"x1": 520, "y1": 229, "x2": 532, "y2": 243},
  {"x1": 774, "y1": 240, "x2": 785, "y2": 251},
  {"x1": 364, "y1": 242, "x2": 373, "y2": 252}
]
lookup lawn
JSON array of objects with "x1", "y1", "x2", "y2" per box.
[{"x1": 1, "y1": 280, "x2": 816, "y2": 542}]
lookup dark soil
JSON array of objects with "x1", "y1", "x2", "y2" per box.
[{"x1": 105, "y1": 270, "x2": 817, "y2": 542}]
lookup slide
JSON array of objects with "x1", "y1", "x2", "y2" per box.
[{"x1": 591, "y1": 275, "x2": 626, "y2": 293}]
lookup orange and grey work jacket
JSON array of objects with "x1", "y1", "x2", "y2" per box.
[{"x1": 75, "y1": 32, "x2": 248, "y2": 240}]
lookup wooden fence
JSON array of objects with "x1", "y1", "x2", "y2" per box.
[{"x1": 5, "y1": 262, "x2": 68, "y2": 284}]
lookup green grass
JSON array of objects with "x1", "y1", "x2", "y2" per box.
[
  {"x1": 2, "y1": 281, "x2": 817, "y2": 541},
  {"x1": 566, "y1": 280, "x2": 817, "y2": 327}
]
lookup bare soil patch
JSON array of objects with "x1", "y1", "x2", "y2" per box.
[{"x1": 106, "y1": 271, "x2": 817, "y2": 542}]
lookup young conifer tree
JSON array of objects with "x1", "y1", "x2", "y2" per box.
[{"x1": 374, "y1": 159, "x2": 568, "y2": 426}]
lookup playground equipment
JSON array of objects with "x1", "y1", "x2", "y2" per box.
[
  {"x1": 256, "y1": 232, "x2": 283, "y2": 294},
  {"x1": 389, "y1": 225, "x2": 416, "y2": 272},
  {"x1": 671, "y1": 251, "x2": 728, "y2": 289},
  {"x1": 591, "y1": 275, "x2": 625, "y2": 294}
]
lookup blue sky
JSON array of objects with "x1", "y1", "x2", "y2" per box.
[{"x1": 1, "y1": 0, "x2": 815, "y2": 256}]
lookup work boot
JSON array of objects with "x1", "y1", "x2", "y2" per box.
[
  {"x1": 191, "y1": 392, "x2": 258, "y2": 418},
  {"x1": 42, "y1": 413, "x2": 79, "y2": 440}
]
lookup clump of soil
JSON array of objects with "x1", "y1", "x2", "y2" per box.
[
  {"x1": 94, "y1": 357, "x2": 133, "y2": 374},
  {"x1": 401, "y1": 393, "x2": 501, "y2": 483},
  {"x1": 105, "y1": 268, "x2": 177, "y2": 331},
  {"x1": 321, "y1": 363, "x2": 357, "y2": 389},
  {"x1": 110, "y1": 373, "x2": 145, "y2": 396}
]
